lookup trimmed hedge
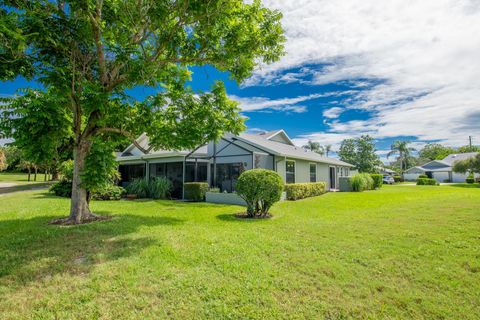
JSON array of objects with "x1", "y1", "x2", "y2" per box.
[
  {"x1": 393, "y1": 175, "x2": 403, "y2": 182},
  {"x1": 184, "y1": 182, "x2": 209, "y2": 201},
  {"x1": 91, "y1": 185, "x2": 126, "y2": 200},
  {"x1": 418, "y1": 174, "x2": 428, "y2": 179},
  {"x1": 284, "y1": 182, "x2": 326, "y2": 200},
  {"x1": 370, "y1": 174, "x2": 383, "y2": 189},
  {"x1": 236, "y1": 169, "x2": 284, "y2": 217},
  {"x1": 416, "y1": 178, "x2": 438, "y2": 185},
  {"x1": 466, "y1": 178, "x2": 475, "y2": 184},
  {"x1": 350, "y1": 173, "x2": 374, "y2": 192}
]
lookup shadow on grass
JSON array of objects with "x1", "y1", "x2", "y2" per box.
[
  {"x1": 446, "y1": 183, "x2": 480, "y2": 189},
  {"x1": 0, "y1": 212, "x2": 183, "y2": 287},
  {"x1": 0, "y1": 182, "x2": 51, "y2": 195},
  {"x1": 216, "y1": 213, "x2": 272, "y2": 223}
]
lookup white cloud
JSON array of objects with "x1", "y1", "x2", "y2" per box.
[
  {"x1": 323, "y1": 107, "x2": 344, "y2": 119},
  {"x1": 250, "y1": 0, "x2": 480, "y2": 147},
  {"x1": 231, "y1": 93, "x2": 322, "y2": 113}
]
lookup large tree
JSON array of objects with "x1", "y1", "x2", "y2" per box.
[
  {"x1": 338, "y1": 135, "x2": 380, "y2": 173},
  {"x1": 0, "y1": 0, "x2": 285, "y2": 224},
  {"x1": 387, "y1": 140, "x2": 416, "y2": 175},
  {"x1": 0, "y1": 147, "x2": 6, "y2": 171},
  {"x1": 452, "y1": 153, "x2": 480, "y2": 177},
  {"x1": 303, "y1": 140, "x2": 324, "y2": 155},
  {"x1": 419, "y1": 143, "x2": 455, "y2": 161}
]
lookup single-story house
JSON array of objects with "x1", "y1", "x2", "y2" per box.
[
  {"x1": 116, "y1": 129, "x2": 354, "y2": 198},
  {"x1": 404, "y1": 152, "x2": 479, "y2": 182}
]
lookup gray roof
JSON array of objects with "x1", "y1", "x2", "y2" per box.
[
  {"x1": 235, "y1": 132, "x2": 354, "y2": 167},
  {"x1": 441, "y1": 152, "x2": 478, "y2": 165}
]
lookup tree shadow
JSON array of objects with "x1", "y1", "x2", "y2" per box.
[
  {"x1": 0, "y1": 212, "x2": 183, "y2": 287},
  {"x1": 446, "y1": 183, "x2": 480, "y2": 189},
  {"x1": 0, "y1": 183, "x2": 51, "y2": 195},
  {"x1": 216, "y1": 213, "x2": 272, "y2": 223}
]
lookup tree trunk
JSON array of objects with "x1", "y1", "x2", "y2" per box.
[
  {"x1": 27, "y1": 168, "x2": 31, "y2": 181},
  {"x1": 34, "y1": 167, "x2": 37, "y2": 181},
  {"x1": 68, "y1": 140, "x2": 95, "y2": 224}
]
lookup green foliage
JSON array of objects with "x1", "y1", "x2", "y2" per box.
[
  {"x1": 59, "y1": 160, "x2": 74, "y2": 181},
  {"x1": 350, "y1": 173, "x2": 374, "y2": 192},
  {"x1": 416, "y1": 178, "x2": 438, "y2": 185},
  {"x1": 393, "y1": 175, "x2": 403, "y2": 182},
  {"x1": 49, "y1": 180, "x2": 72, "y2": 197},
  {"x1": 236, "y1": 169, "x2": 284, "y2": 217},
  {"x1": 284, "y1": 182, "x2": 326, "y2": 200},
  {"x1": 208, "y1": 187, "x2": 220, "y2": 193},
  {"x1": 148, "y1": 177, "x2": 173, "y2": 200},
  {"x1": 419, "y1": 143, "x2": 455, "y2": 161},
  {"x1": 91, "y1": 185, "x2": 126, "y2": 201},
  {"x1": 125, "y1": 177, "x2": 172, "y2": 199},
  {"x1": 418, "y1": 174, "x2": 428, "y2": 179},
  {"x1": 338, "y1": 135, "x2": 380, "y2": 173},
  {"x1": 81, "y1": 139, "x2": 120, "y2": 193},
  {"x1": 453, "y1": 154, "x2": 480, "y2": 177},
  {"x1": 184, "y1": 182, "x2": 209, "y2": 202},
  {"x1": 466, "y1": 173, "x2": 475, "y2": 184},
  {"x1": 370, "y1": 174, "x2": 383, "y2": 189},
  {"x1": 457, "y1": 145, "x2": 480, "y2": 153},
  {"x1": 388, "y1": 140, "x2": 416, "y2": 173}
]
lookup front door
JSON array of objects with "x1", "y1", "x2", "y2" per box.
[{"x1": 329, "y1": 167, "x2": 337, "y2": 190}]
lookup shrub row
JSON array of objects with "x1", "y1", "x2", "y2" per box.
[
  {"x1": 416, "y1": 178, "x2": 438, "y2": 185},
  {"x1": 419, "y1": 174, "x2": 428, "y2": 179},
  {"x1": 393, "y1": 175, "x2": 403, "y2": 182},
  {"x1": 370, "y1": 174, "x2": 383, "y2": 189},
  {"x1": 284, "y1": 182, "x2": 326, "y2": 200},
  {"x1": 184, "y1": 182, "x2": 209, "y2": 201},
  {"x1": 350, "y1": 173, "x2": 374, "y2": 192}
]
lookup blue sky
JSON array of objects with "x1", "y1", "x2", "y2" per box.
[{"x1": 2, "y1": 0, "x2": 480, "y2": 163}]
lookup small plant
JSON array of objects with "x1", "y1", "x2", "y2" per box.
[
  {"x1": 49, "y1": 180, "x2": 72, "y2": 197},
  {"x1": 466, "y1": 174, "x2": 475, "y2": 184},
  {"x1": 91, "y1": 185, "x2": 126, "y2": 200},
  {"x1": 125, "y1": 177, "x2": 172, "y2": 199},
  {"x1": 148, "y1": 177, "x2": 173, "y2": 199},
  {"x1": 184, "y1": 182, "x2": 209, "y2": 201},
  {"x1": 350, "y1": 173, "x2": 374, "y2": 192},
  {"x1": 284, "y1": 182, "x2": 326, "y2": 200},
  {"x1": 416, "y1": 178, "x2": 438, "y2": 185},
  {"x1": 236, "y1": 169, "x2": 283, "y2": 218},
  {"x1": 208, "y1": 187, "x2": 220, "y2": 193},
  {"x1": 370, "y1": 174, "x2": 383, "y2": 189},
  {"x1": 393, "y1": 175, "x2": 403, "y2": 183}
]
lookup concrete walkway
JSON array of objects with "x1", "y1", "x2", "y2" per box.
[{"x1": 0, "y1": 182, "x2": 51, "y2": 196}]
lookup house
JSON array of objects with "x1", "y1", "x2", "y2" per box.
[
  {"x1": 404, "y1": 152, "x2": 479, "y2": 182},
  {"x1": 116, "y1": 129, "x2": 354, "y2": 198}
]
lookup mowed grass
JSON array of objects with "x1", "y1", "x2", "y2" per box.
[
  {"x1": 0, "y1": 185, "x2": 479, "y2": 319},
  {"x1": 0, "y1": 172, "x2": 46, "y2": 184}
]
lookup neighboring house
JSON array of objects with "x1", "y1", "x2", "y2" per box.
[
  {"x1": 116, "y1": 129, "x2": 354, "y2": 198},
  {"x1": 404, "y1": 152, "x2": 480, "y2": 182}
]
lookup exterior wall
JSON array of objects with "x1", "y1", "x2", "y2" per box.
[
  {"x1": 317, "y1": 163, "x2": 330, "y2": 188},
  {"x1": 404, "y1": 173, "x2": 420, "y2": 181},
  {"x1": 268, "y1": 133, "x2": 292, "y2": 145},
  {"x1": 292, "y1": 159, "x2": 311, "y2": 183},
  {"x1": 432, "y1": 172, "x2": 450, "y2": 182},
  {"x1": 275, "y1": 158, "x2": 286, "y2": 181},
  {"x1": 147, "y1": 156, "x2": 185, "y2": 164},
  {"x1": 253, "y1": 153, "x2": 274, "y2": 170}
]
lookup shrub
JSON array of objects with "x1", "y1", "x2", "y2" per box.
[
  {"x1": 184, "y1": 182, "x2": 209, "y2": 201},
  {"x1": 49, "y1": 180, "x2": 72, "y2": 197},
  {"x1": 284, "y1": 182, "x2": 326, "y2": 200},
  {"x1": 126, "y1": 177, "x2": 172, "y2": 199},
  {"x1": 236, "y1": 169, "x2": 284, "y2": 217},
  {"x1": 148, "y1": 177, "x2": 172, "y2": 199},
  {"x1": 208, "y1": 187, "x2": 220, "y2": 193},
  {"x1": 419, "y1": 174, "x2": 428, "y2": 179},
  {"x1": 393, "y1": 175, "x2": 403, "y2": 182},
  {"x1": 416, "y1": 178, "x2": 438, "y2": 185},
  {"x1": 370, "y1": 174, "x2": 383, "y2": 189},
  {"x1": 350, "y1": 173, "x2": 374, "y2": 192},
  {"x1": 91, "y1": 185, "x2": 126, "y2": 200}
]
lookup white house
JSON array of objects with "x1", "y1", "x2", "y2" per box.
[
  {"x1": 404, "y1": 152, "x2": 479, "y2": 182},
  {"x1": 116, "y1": 129, "x2": 354, "y2": 198}
]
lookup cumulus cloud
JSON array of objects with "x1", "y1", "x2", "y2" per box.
[
  {"x1": 230, "y1": 93, "x2": 322, "y2": 113},
  {"x1": 250, "y1": 0, "x2": 480, "y2": 147},
  {"x1": 323, "y1": 107, "x2": 344, "y2": 119}
]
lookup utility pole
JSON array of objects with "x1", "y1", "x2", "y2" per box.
[{"x1": 469, "y1": 136, "x2": 473, "y2": 148}]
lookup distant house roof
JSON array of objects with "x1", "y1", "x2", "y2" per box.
[{"x1": 405, "y1": 152, "x2": 479, "y2": 173}]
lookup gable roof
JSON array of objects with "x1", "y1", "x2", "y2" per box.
[
  {"x1": 441, "y1": 152, "x2": 478, "y2": 165},
  {"x1": 232, "y1": 132, "x2": 353, "y2": 167},
  {"x1": 405, "y1": 152, "x2": 479, "y2": 172},
  {"x1": 255, "y1": 129, "x2": 295, "y2": 146}
]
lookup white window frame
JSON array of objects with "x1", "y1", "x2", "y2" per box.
[{"x1": 309, "y1": 163, "x2": 317, "y2": 182}]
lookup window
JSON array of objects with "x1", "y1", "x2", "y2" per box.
[
  {"x1": 286, "y1": 161, "x2": 295, "y2": 184},
  {"x1": 310, "y1": 163, "x2": 316, "y2": 182}
]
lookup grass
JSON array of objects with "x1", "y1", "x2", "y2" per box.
[
  {"x1": 0, "y1": 172, "x2": 49, "y2": 184},
  {"x1": 0, "y1": 185, "x2": 479, "y2": 319}
]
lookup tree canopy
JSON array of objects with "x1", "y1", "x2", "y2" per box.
[
  {"x1": 452, "y1": 154, "x2": 480, "y2": 176},
  {"x1": 0, "y1": 0, "x2": 285, "y2": 223},
  {"x1": 387, "y1": 140, "x2": 416, "y2": 173},
  {"x1": 338, "y1": 135, "x2": 380, "y2": 173},
  {"x1": 419, "y1": 143, "x2": 455, "y2": 161}
]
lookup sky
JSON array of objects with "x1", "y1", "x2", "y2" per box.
[{"x1": 2, "y1": 0, "x2": 480, "y2": 162}]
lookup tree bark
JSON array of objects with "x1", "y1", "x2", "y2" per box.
[{"x1": 69, "y1": 140, "x2": 95, "y2": 223}]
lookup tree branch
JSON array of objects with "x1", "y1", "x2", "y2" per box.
[{"x1": 95, "y1": 127, "x2": 150, "y2": 154}]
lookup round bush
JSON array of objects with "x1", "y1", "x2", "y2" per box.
[
  {"x1": 418, "y1": 174, "x2": 428, "y2": 179},
  {"x1": 236, "y1": 169, "x2": 284, "y2": 217},
  {"x1": 370, "y1": 174, "x2": 383, "y2": 189},
  {"x1": 350, "y1": 173, "x2": 374, "y2": 192}
]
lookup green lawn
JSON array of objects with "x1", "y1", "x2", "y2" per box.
[
  {"x1": 0, "y1": 172, "x2": 47, "y2": 184},
  {"x1": 1, "y1": 185, "x2": 479, "y2": 319}
]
